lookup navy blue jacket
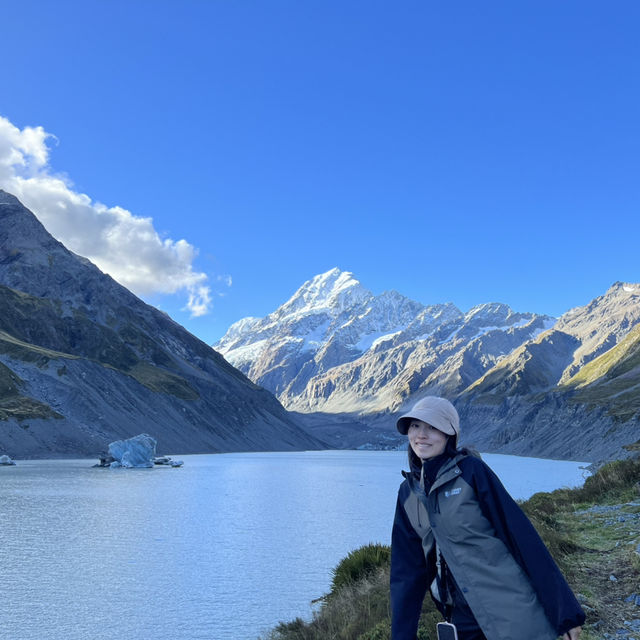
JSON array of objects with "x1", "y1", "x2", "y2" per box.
[{"x1": 390, "y1": 454, "x2": 585, "y2": 639}]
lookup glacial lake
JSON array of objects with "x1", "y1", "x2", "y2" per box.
[{"x1": 0, "y1": 450, "x2": 590, "y2": 639}]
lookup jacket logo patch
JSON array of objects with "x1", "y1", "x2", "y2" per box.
[{"x1": 444, "y1": 488, "x2": 462, "y2": 498}]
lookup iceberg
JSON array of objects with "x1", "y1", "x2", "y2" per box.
[
  {"x1": 153, "y1": 456, "x2": 184, "y2": 467},
  {"x1": 108, "y1": 434, "x2": 157, "y2": 468},
  {"x1": 0, "y1": 454, "x2": 16, "y2": 465}
]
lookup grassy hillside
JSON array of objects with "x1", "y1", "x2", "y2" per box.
[
  {"x1": 561, "y1": 324, "x2": 640, "y2": 421},
  {"x1": 263, "y1": 458, "x2": 640, "y2": 640}
]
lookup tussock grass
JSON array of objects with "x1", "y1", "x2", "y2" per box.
[
  {"x1": 265, "y1": 567, "x2": 391, "y2": 640},
  {"x1": 330, "y1": 544, "x2": 391, "y2": 595},
  {"x1": 264, "y1": 457, "x2": 640, "y2": 640},
  {"x1": 524, "y1": 457, "x2": 640, "y2": 516},
  {"x1": 577, "y1": 458, "x2": 640, "y2": 503}
]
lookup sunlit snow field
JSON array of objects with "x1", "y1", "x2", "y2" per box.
[{"x1": 0, "y1": 450, "x2": 589, "y2": 639}]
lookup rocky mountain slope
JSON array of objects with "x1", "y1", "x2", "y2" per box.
[
  {"x1": 457, "y1": 282, "x2": 640, "y2": 461},
  {"x1": 0, "y1": 190, "x2": 323, "y2": 458},
  {"x1": 215, "y1": 268, "x2": 554, "y2": 413},
  {"x1": 216, "y1": 269, "x2": 640, "y2": 462}
]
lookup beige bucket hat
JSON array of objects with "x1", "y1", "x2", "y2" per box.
[{"x1": 396, "y1": 396, "x2": 460, "y2": 436}]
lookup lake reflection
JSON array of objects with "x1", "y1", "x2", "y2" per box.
[{"x1": 0, "y1": 450, "x2": 588, "y2": 639}]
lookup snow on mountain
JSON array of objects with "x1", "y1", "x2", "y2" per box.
[
  {"x1": 214, "y1": 269, "x2": 640, "y2": 460},
  {"x1": 215, "y1": 268, "x2": 440, "y2": 396},
  {"x1": 277, "y1": 268, "x2": 370, "y2": 317},
  {"x1": 214, "y1": 268, "x2": 554, "y2": 414},
  {"x1": 213, "y1": 268, "x2": 640, "y2": 461}
]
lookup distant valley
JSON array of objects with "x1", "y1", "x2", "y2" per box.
[
  {"x1": 215, "y1": 268, "x2": 640, "y2": 463},
  {"x1": 2, "y1": 188, "x2": 638, "y2": 464}
]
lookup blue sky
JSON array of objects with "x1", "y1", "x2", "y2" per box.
[{"x1": 2, "y1": 1, "x2": 639, "y2": 344}]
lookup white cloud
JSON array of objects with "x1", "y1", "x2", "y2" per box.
[
  {"x1": 0, "y1": 114, "x2": 223, "y2": 316},
  {"x1": 184, "y1": 285, "x2": 212, "y2": 317}
]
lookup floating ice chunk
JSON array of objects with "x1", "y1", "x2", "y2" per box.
[
  {"x1": 0, "y1": 454, "x2": 16, "y2": 465},
  {"x1": 108, "y1": 434, "x2": 157, "y2": 468},
  {"x1": 154, "y1": 456, "x2": 184, "y2": 467}
]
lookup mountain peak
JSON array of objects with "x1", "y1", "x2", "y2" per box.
[
  {"x1": 611, "y1": 281, "x2": 640, "y2": 294},
  {"x1": 306, "y1": 267, "x2": 361, "y2": 294},
  {"x1": 279, "y1": 268, "x2": 371, "y2": 316},
  {"x1": 558, "y1": 279, "x2": 640, "y2": 326},
  {"x1": 465, "y1": 302, "x2": 512, "y2": 319}
]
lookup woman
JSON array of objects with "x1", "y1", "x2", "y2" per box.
[{"x1": 390, "y1": 396, "x2": 585, "y2": 640}]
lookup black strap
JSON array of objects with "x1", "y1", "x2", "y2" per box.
[{"x1": 438, "y1": 550, "x2": 453, "y2": 623}]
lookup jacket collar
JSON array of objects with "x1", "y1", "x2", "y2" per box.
[
  {"x1": 429, "y1": 453, "x2": 465, "y2": 493},
  {"x1": 405, "y1": 452, "x2": 466, "y2": 495}
]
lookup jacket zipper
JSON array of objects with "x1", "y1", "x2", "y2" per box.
[{"x1": 432, "y1": 492, "x2": 441, "y2": 514}]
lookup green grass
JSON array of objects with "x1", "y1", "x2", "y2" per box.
[
  {"x1": 0, "y1": 395, "x2": 63, "y2": 421},
  {"x1": 560, "y1": 325, "x2": 640, "y2": 421},
  {"x1": 330, "y1": 544, "x2": 392, "y2": 594},
  {"x1": 563, "y1": 324, "x2": 640, "y2": 389},
  {"x1": 0, "y1": 329, "x2": 77, "y2": 365},
  {"x1": 264, "y1": 458, "x2": 640, "y2": 640},
  {"x1": 128, "y1": 362, "x2": 199, "y2": 400}
]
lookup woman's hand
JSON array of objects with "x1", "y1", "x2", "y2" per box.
[{"x1": 562, "y1": 626, "x2": 582, "y2": 640}]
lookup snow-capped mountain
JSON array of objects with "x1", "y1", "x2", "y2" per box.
[
  {"x1": 216, "y1": 269, "x2": 640, "y2": 462},
  {"x1": 215, "y1": 268, "x2": 554, "y2": 413}
]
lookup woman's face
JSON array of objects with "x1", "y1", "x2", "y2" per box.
[{"x1": 408, "y1": 419, "x2": 448, "y2": 460}]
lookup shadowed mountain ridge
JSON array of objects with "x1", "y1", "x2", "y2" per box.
[{"x1": 0, "y1": 190, "x2": 323, "y2": 457}]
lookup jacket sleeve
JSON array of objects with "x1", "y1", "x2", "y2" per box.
[
  {"x1": 390, "y1": 487, "x2": 429, "y2": 640},
  {"x1": 459, "y1": 457, "x2": 585, "y2": 636}
]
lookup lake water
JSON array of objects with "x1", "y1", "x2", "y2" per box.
[{"x1": 0, "y1": 450, "x2": 589, "y2": 639}]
